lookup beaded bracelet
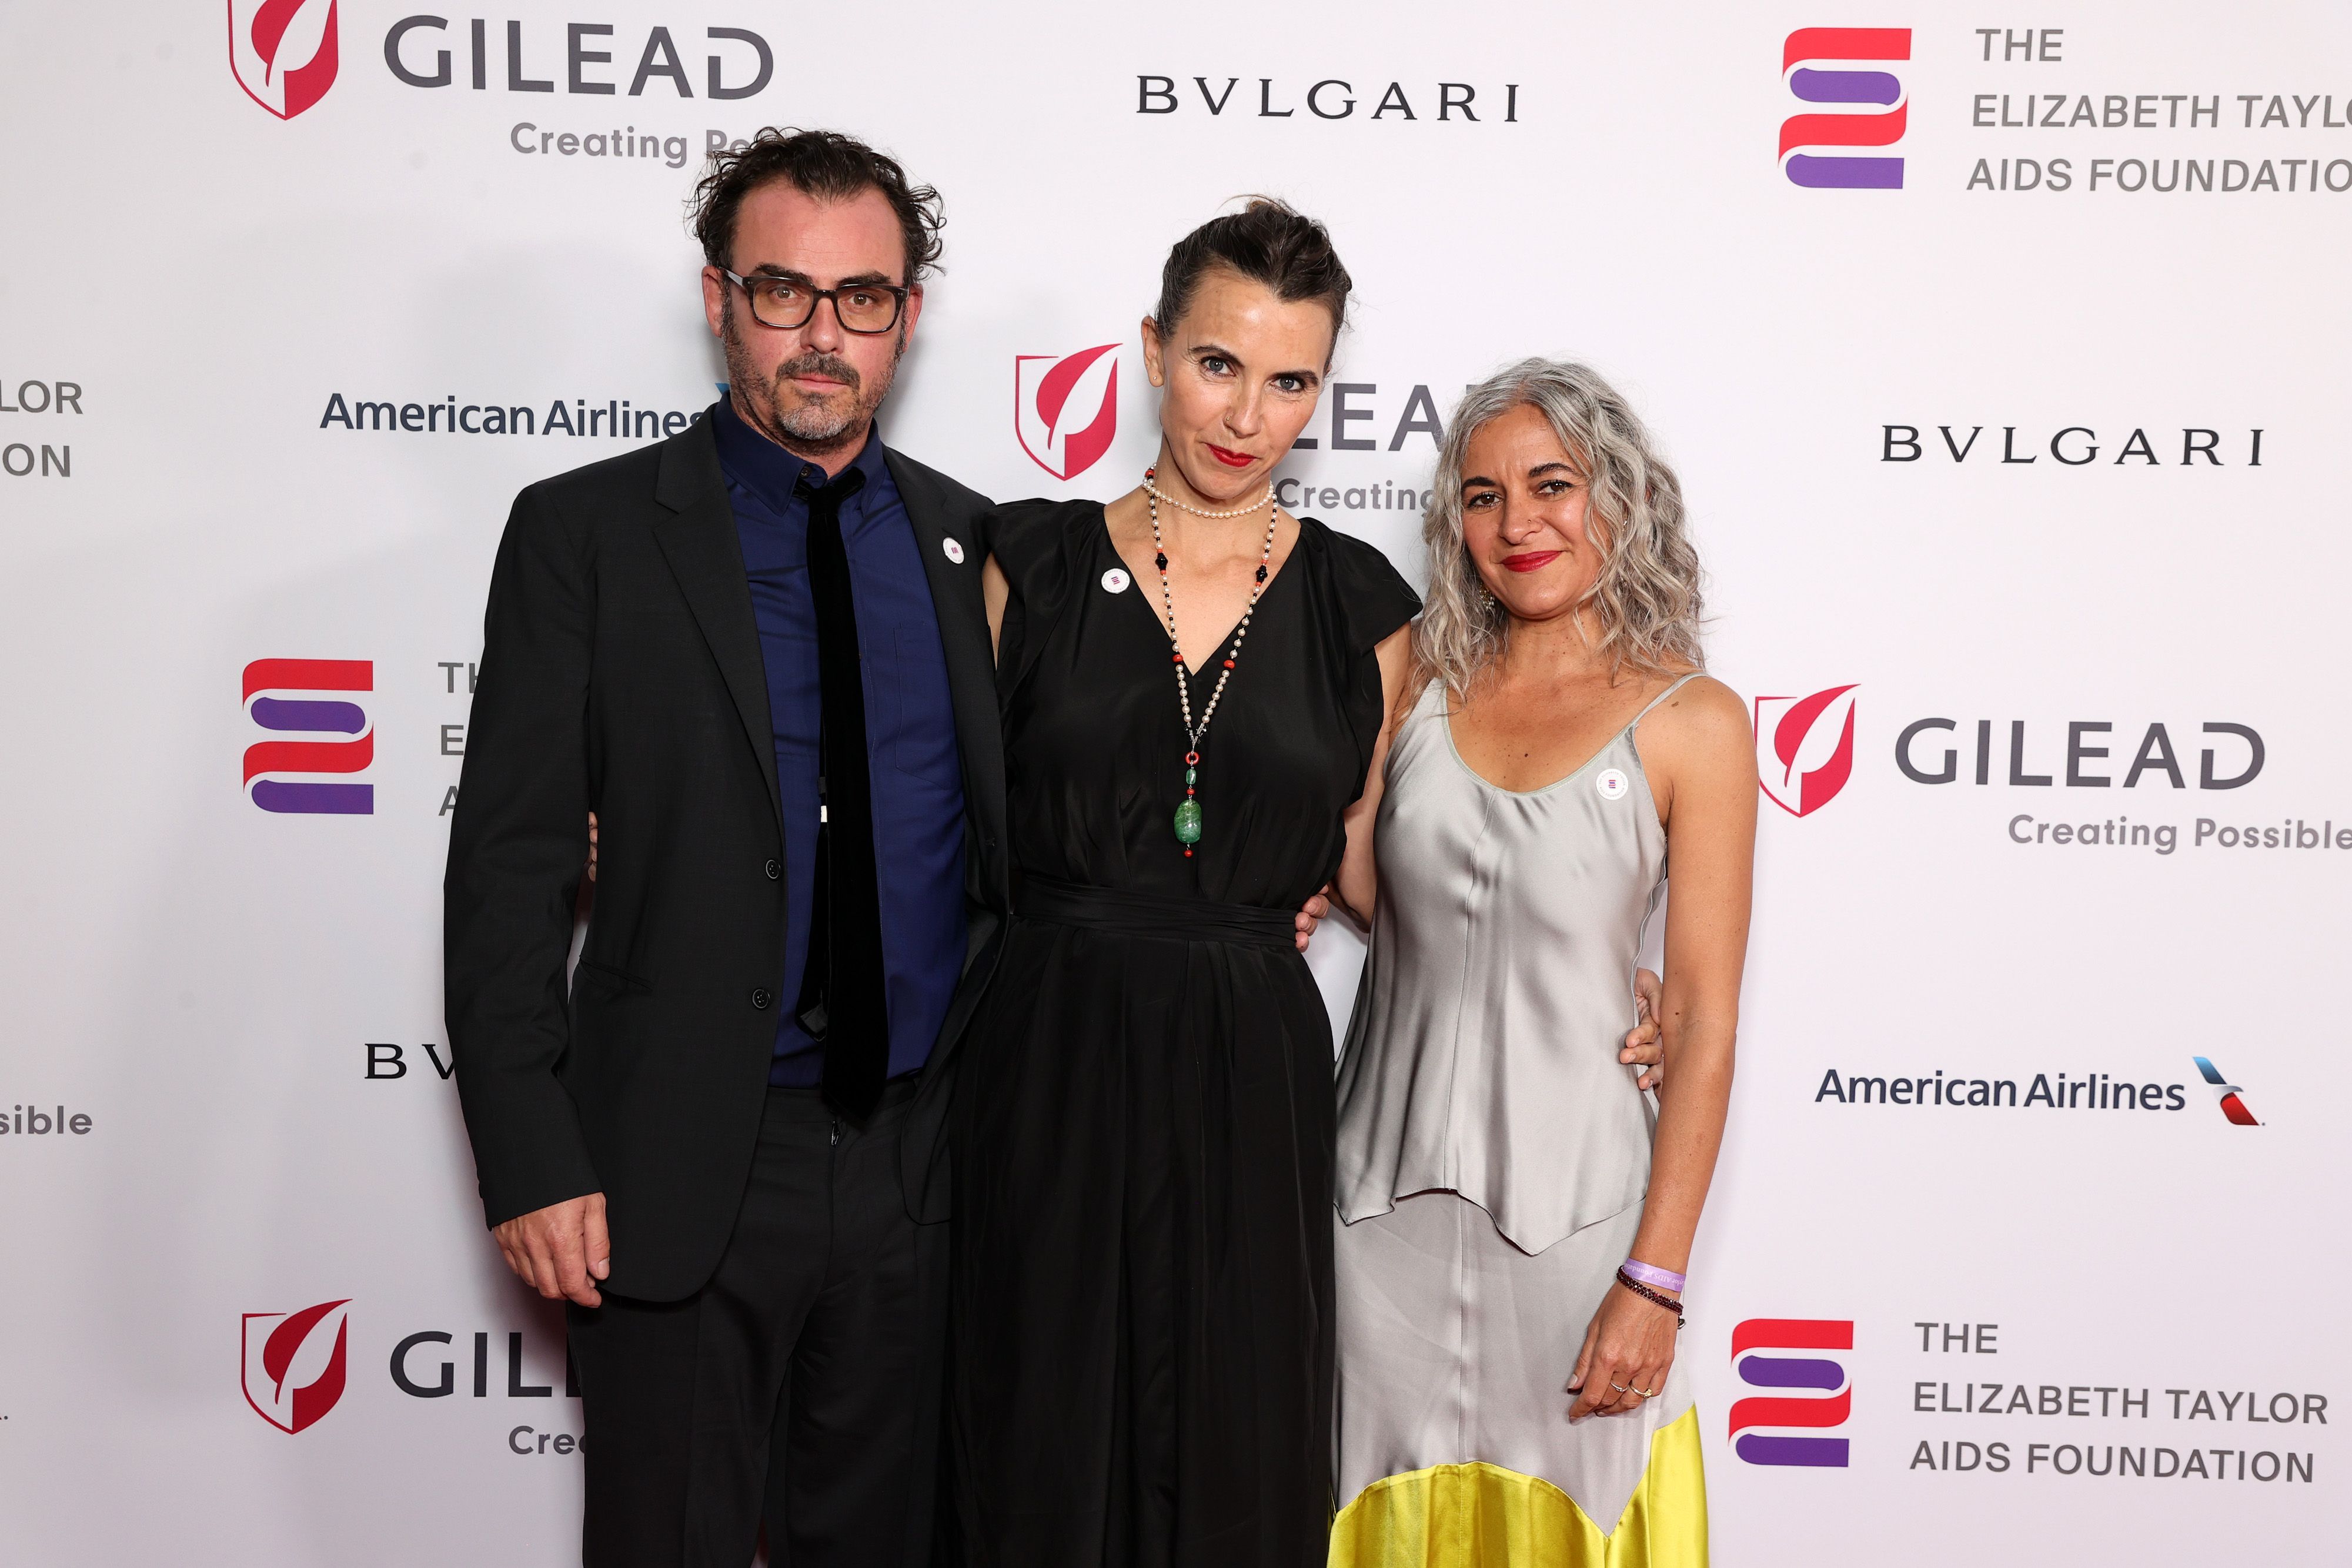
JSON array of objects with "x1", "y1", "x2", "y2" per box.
[{"x1": 1615, "y1": 1268, "x2": 1687, "y2": 1330}]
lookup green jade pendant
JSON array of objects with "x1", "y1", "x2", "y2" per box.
[{"x1": 1174, "y1": 762, "x2": 1202, "y2": 848}]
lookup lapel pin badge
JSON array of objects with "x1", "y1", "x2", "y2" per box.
[{"x1": 942, "y1": 537, "x2": 965, "y2": 564}]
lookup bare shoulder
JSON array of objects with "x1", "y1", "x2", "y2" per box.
[{"x1": 1635, "y1": 673, "x2": 1752, "y2": 764}]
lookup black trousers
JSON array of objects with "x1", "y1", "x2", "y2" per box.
[{"x1": 569, "y1": 1082, "x2": 943, "y2": 1568}]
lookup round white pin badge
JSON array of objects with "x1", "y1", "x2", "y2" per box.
[
  {"x1": 941, "y1": 537, "x2": 965, "y2": 564},
  {"x1": 1596, "y1": 767, "x2": 1631, "y2": 801},
  {"x1": 1101, "y1": 568, "x2": 1131, "y2": 594}
]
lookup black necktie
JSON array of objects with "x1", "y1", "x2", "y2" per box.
[{"x1": 791, "y1": 464, "x2": 889, "y2": 1119}]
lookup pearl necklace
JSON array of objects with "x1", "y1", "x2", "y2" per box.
[
  {"x1": 1142, "y1": 473, "x2": 1274, "y2": 519},
  {"x1": 1144, "y1": 466, "x2": 1279, "y2": 857}
]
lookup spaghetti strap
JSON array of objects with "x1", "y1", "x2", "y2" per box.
[{"x1": 1629, "y1": 670, "x2": 1706, "y2": 728}]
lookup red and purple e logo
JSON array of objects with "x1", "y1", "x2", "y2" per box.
[
  {"x1": 1780, "y1": 29, "x2": 1911, "y2": 189},
  {"x1": 1730, "y1": 1318, "x2": 1852, "y2": 1466},
  {"x1": 243, "y1": 659, "x2": 373, "y2": 814}
]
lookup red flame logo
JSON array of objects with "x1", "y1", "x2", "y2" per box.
[
  {"x1": 228, "y1": 0, "x2": 340, "y2": 121},
  {"x1": 241, "y1": 1299, "x2": 352, "y2": 1433},
  {"x1": 1754, "y1": 685, "x2": 1858, "y2": 817},
  {"x1": 1014, "y1": 345, "x2": 1120, "y2": 481}
]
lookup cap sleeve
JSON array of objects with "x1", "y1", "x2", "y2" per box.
[
  {"x1": 1322, "y1": 526, "x2": 1421, "y2": 656},
  {"x1": 983, "y1": 499, "x2": 1092, "y2": 698},
  {"x1": 1298, "y1": 520, "x2": 1421, "y2": 799}
]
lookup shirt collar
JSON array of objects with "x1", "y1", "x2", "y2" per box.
[{"x1": 709, "y1": 396, "x2": 890, "y2": 515}]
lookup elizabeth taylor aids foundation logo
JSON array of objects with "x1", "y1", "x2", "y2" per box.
[
  {"x1": 1730, "y1": 1318, "x2": 1853, "y2": 1466},
  {"x1": 1014, "y1": 345, "x2": 1120, "y2": 482},
  {"x1": 1780, "y1": 28, "x2": 1910, "y2": 188},
  {"x1": 242, "y1": 1299, "x2": 352, "y2": 1433},
  {"x1": 228, "y1": 0, "x2": 340, "y2": 121},
  {"x1": 244, "y1": 658, "x2": 374, "y2": 814},
  {"x1": 1755, "y1": 684, "x2": 1859, "y2": 817}
]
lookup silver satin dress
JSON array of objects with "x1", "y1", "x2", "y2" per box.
[{"x1": 1331, "y1": 674, "x2": 1706, "y2": 1551}]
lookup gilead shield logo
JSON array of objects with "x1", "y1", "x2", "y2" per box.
[
  {"x1": 1780, "y1": 28, "x2": 1910, "y2": 188},
  {"x1": 1730, "y1": 1318, "x2": 1853, "y2": 1466},
  {"x1": 244, "y1": 659, "x2": 373, "y2": 814},
  {"x1": 229, "y1": 0, "x2": 340, "y2": 120},
  {"x1": 242, "y1": 1300, "x2": 352, "y2": 1433},
  {"x1": 1755, "y1": 684, "x2": 1858, "y2": 817},
  {"x1": 1014, "y1": 345, "x2": 1120, "y2": 481}
]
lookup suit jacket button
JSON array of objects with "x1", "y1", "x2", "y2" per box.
[
  {"x1": 750, "y1": 988, "x2": 773, "y2": 1010},
  {"x1": 764, "y1": 858, "x2": 782, "y2": 881}
]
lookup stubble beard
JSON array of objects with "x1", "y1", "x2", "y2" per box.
[{"x1": 721, "y1": 297, "x2": 904, "y2": 460}]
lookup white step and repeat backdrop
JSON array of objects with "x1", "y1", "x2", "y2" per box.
[{"x1": 4, "y1": 2, "x2": 2347, "y2": 1562}]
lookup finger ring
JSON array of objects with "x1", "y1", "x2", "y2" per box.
[
  {"x1": 1635, "y1": 1385, "x2": 1658, "y2": 1398},
  {"x1": 1609, "y1": 1382, "x2": 1630, "y2": 1393}
]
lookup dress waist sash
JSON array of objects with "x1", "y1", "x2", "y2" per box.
[{"x1": 1015, "y1": 875, "x2": 1298, "y2": 950}]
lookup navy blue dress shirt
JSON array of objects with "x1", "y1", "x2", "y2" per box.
[{"x1": 710, "y1": 398, "x2": 968, "y2": 1088}]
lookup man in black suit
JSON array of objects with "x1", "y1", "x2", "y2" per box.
[{"x1": 443, "y1": 129, "x2": 1004, "y2": 1565}]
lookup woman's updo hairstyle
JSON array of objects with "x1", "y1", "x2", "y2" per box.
[{"x1": 1150, "y1": 198, "x2": 1352, "y2": 349}]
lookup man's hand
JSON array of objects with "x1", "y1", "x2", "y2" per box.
[
  {"x1": 1620, "y1": 968, "x2": 1665, "y2": 1089},
  {"x1": 586, "y1": 812, "x2": 598, "y2": 882},
  {"x1": 493, "y1": 1192, "x2": 611, "y2": 1307},
  {"x1": 1295, "y1": 886, "x2": 1332, "y2": 952}
]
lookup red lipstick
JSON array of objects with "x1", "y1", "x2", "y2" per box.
[
  {"x1": 1205, "y1": 444, "x2": 1255, "y2": 469},
  {"x1": 1501, "y1": 550, "x2": 1563, "y2": 573}
]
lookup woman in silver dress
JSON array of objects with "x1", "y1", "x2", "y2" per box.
[{"x1": 1326, "y1": 359, "x2": 1754, "y2": 1566}]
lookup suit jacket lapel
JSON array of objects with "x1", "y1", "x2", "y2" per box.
[
  {"x1": 652, "y1": 421, "x2": 783, "y2": 829},
  {"x1": 886, "y1": 449, "x2": 1005, "y2": 871}
]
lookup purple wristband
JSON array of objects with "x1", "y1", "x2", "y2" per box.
[{"x1": 1621, "y1": 1259, "x2": 1686, "y2": 1294}]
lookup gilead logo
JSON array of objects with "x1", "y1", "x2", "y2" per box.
[
  {"x1": 1780, "y1": 28, "x2": 1910, "y2": 188},
  {"x1": 242, "y1": 1300, "x2": 352, "y2": 1433},
  {"x1": 1755, "y1": 685, "x2": 1859, "y2": 817},
  {"x1": 228, "y1": 0, "x2": 340, "y2": 121},
  {"x1": 1730, "y1": 1318, "x2": 1853, "y2": 1466},
  {"x1": 244, "y1": 659, "x2": 373, "y2": 814},
  {"x1": 1015, "y1": 346, "x2": 1120, "y2": 481}
]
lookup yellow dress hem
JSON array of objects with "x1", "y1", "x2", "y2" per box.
[{"x1": 1329, "y1": 1406, "x2": 1708, "y2": 1567}]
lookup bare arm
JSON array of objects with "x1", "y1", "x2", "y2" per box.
[
  {"x1": 1570, "y1": 675, "x2": 1755, "y2": 1417},
  {"x1": 983, "y1": 553, "x2": 1009, "y2": 661},
  {"x1": 1331, "y1": 628, "x2": 1416, "y2": 924},
  {"x1": 1627, "y1": 676, "x2": 1755, "y2": 1273}
]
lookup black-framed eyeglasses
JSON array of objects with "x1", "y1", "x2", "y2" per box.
[{"x1": 721, "y1": 269, "x2": 908, "y2": 334}]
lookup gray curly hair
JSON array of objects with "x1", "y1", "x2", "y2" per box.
[{"x1": 1415, "y1": 357, "x2": 1704, "y2": 697}]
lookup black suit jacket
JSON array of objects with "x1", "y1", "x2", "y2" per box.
[{"x1": 443, "y1": 415, "x2": 1007, "y2": 1302}]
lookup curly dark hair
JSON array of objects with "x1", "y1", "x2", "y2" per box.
[
  {"x1": 689, "y1": 127, "x2": 944, "y2": 286},
  {"x1": 1151, "y1": 198, "x2": 1351, "y2": 342}
]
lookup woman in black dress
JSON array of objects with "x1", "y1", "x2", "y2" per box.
[{"x1": 949, "y1": 202, "x2": 1418, "y2": 1566}]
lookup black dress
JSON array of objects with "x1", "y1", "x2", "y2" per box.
[{"x1": 948, "y1": 500, "x2": 1419, "y2": 1567}]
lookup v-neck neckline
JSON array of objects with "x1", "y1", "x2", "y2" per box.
[{"x1": 1097, "y1": 504, "x2": 1306, "y2": 678}]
